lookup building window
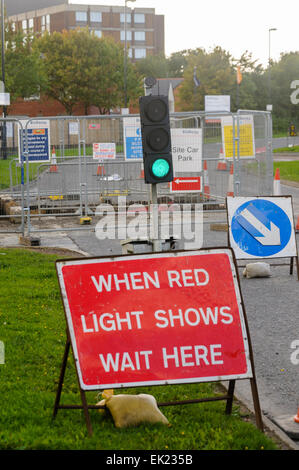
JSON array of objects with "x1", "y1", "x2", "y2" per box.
[
  {"x1": 134, "y1": 13, "x2": 145, "y2": 23},
  {"x1": 41, "y1": 15, "x2": 46, "y2": 31},
  {"x1": 120, "y1": 30, "x2": 132, "y2": 41},
  {"x1": 134, "y1": 48, "x2": 146, "y2": 59},
  {"x1": 41, "y1": 14, "x2": 51, "y2": 32},
  {"x1": 120, "y1": 13, "x2": 131, "y2": 23},
  {"x1": 28, "y1": 18, "x2": 34, "y2": 31},
  {"x1": 134, "y1": 31, "x2": 145, "y2": 41},
  {"x1": 94, "y1": 30, "x2": 102, "y2": 38},
  {"x1": 41, "y1": 15, "x2": 50, "y2": 32},
  {"x1": 128, "y1": 48, "x2": 133, "y2": 58},
  {"x1": 22, "y1": 19, "x2": 27, "y2": 31},
  {"x1": 11, "y1": 22, "x2": 16, "y2": 32},
  {"x1": 90, "y1": 11, "x2": 102, "y2": 23},
  {"x1": 76, "y1": 11, "x2": 87, "y2": 22}
]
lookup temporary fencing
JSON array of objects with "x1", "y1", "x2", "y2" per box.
[{"x1": 0, "y1": 110, "x2": 273, "y2": 237}]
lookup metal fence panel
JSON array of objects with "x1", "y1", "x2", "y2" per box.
[{"x1": 0, "y1": 111, "x2": 273, "y2": 236}]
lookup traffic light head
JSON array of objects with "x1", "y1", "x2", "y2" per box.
[{"x1": 139, "y1": 95, "x2": 173, "y2": 184}]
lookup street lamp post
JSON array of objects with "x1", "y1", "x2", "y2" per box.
[
  {"x1": 1, "y1": 0, "x2": 6, "y2": 159},
  {"x1": 124, "y1": 0, "x2": 136, "y2": 110},
  {"x1": 268, "y1": 27, "x2": 277, "y2": 109}
]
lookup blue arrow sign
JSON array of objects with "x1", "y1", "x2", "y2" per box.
[{"x1": 231, "y1": 199, "x2": 292, "y2": 257}]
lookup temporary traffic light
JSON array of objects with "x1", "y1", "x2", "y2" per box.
[{"x1": 139, "y1": 95, "x2": 173, "y2": 184}]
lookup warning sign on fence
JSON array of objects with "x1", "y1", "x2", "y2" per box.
[
  {"x1": 92, "y1": 142, "x2": 116, "y2": 160},
  {"x1": 221, "y1": 115, "x2": 255, "y2": 159},
  {"x1": 18, "y1": 119, "x2": 51, "y2": 163},
  {"x1": 56, "y1": 249, "x2": 252, "y2": 391}
]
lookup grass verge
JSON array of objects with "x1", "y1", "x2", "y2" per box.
[
  {"x1": 0, "y1": 248, "x2": 280, "y2": 450},
  {"x1": 0, "y1": 156, "x2": 41, "y2": 190},
  {"x1": 273, "y1": 145, "x2": 299, "y2": 153},
  {"x1": 274, "y1": 161, "x2": 299, "y2": 183}
]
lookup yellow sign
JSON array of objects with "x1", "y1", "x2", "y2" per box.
[
  {"x1": 48, "y1": 195, "x2": 64, "y2": 201},
  {"x1": 221, "y1": 115, "x2": 255, "y2": 159}
]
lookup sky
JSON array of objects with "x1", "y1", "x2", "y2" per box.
[{"x1": 70, "y1": 0, "x2": 299, "y2": 67}]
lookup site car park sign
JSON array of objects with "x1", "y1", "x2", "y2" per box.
[
  {"x1": 171, "y1": 128, "x2": 202, "y2": 174},
  {"x1": 18, "y1": 119, "x2": 51, "y2": 163},
  {"x1": 56, "y1": 249, "x2": 253, "y2": 391},
  {"x1": 227, "y1": 196, "x2": 298, "y2": 260}
]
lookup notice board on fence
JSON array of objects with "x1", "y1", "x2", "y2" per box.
[
  {"x1": 18, "y1": 119, "x2": 51, "y2": 163},
  {"x1": 56, "y1": 249, "x2": 252, "y2": 391},
  {"x1": 221, "y1": 114, "x2": 255, "y2": 159}
]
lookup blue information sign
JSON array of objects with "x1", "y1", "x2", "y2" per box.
[
  {"x1": 228, "y1": 197, "x2": 296, "y2": 258},
  {"x1": 19, "y1": 120, "x2": 50, "y2": 163},
  {"x1": 123, "y1": 117, "x2": 143, "y2": 161}
]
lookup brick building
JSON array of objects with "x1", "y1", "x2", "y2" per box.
[
  {"x1": 6, "y1": 1, "x2": 165, "y2": 116},
  {"x1": 7, "y1": 1, "x2": 165, "y2": 61},
  {"x1": 5, "y1": 0, "x2": 164, "y2": 117}
]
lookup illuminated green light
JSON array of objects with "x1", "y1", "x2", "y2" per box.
[{"x1": 151, "y1": 159, "x2": 170, "y2": 178}]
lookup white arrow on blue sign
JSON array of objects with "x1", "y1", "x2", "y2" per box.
[{"x1": 227, "y1": 197, "x2": 297, "y2": 259}]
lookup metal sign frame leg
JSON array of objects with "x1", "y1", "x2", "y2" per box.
[
  {"x1": 225, "y1": 379, "x2": 235, "y2": 415},
  {"x1": 289, "y1": 256, "x2": 299, "y2": 280},
  {"x1": 52, "y1": 332, "x2": 94, "y2": 436}
]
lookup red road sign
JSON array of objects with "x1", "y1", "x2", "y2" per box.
[
  {"x1": 170, "y1": 176, "x2": 201, "y2": 193},
  {"x1": 56, "y1": 249, "x2": 252, "y2": 390}
]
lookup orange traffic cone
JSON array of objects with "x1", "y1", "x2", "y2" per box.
[
  {"x1": 273, "y1": 168, "x2": 281, "y2": 195},
  {"x1": 97, "y1": 164, "x2": 105, "y2": 176},
  {"x1": 296, "y1": 215, "x2": 299, "y2": 232},
  {"x1": 139, "y1": 162, "x2": 144, "y2": 179},
  {"x1": 50, "y1": 146, "x2": 58, "y2": 173},
  {"x1": 203, "y1": 160, "x2": 210, "y2": 199},
  {"x1": 217, "y1": 147, "x2": 227, "y2": 171},
  {"x1": 227, "y1": 163, "x2": 234, "y2": 197},
  {"x1": 294, "y1": 406, "x2": 299, "y2": 423}
]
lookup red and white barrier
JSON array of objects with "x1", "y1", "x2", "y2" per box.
[
  {"x1": 203, "y1": 160, "x2": 210, "y2": 199},
  {"x1": 216, "y1": 147, "x2": 227, "y2": 171},
  {"x1": 50, "y1": 147, "x2": 58, "y2": 173},
  {"x1": 273, "y1": 168, "x2": 281, "y2": 195},
  {"x1": 227, "y1": 164, "x2": 234, "y2": 197}
]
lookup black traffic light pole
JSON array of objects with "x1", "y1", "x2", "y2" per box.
[
  {"x1": 139, "y1": 92, "x2": 174, "y2": 252},
  {"x1": 150, "y1": 180, "x2": 160, "y2": 251},
  {"x1": 144, "y1": 80, "x2": 159, "y2": 251}
]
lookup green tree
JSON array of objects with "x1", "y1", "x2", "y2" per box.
[
  {"x1": 270, "y1": 52, "x2": 299, "y2": 132},
  {"x1": 3, "y1": 28, "x2": 44, "y2": 103},
  {"x1": 135, "y1": 50, "x2": 188, "y2": 80},
  {"x1": 35, "y1": 29, "x2": 141, "y2": 115},
  {"x1": 135, "y1": 52, "x2": 169, "y2": 79},
  {"x1": 232, "y1": 51, "x2": 266, "y2": 111},
  {"x1": 178, "y1": 46, "x2": 235, "y2": 111},
  {"x1": 167, "y1": 51, "x2": 188, "y2": 77}
]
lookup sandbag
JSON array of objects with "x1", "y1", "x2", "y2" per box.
[
  {"x1": 97, "y1": 392, "x2": 169, "y2": 428},
  {"x1": 243, "y1": 262, "x2": 271, "y2": 279}
]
